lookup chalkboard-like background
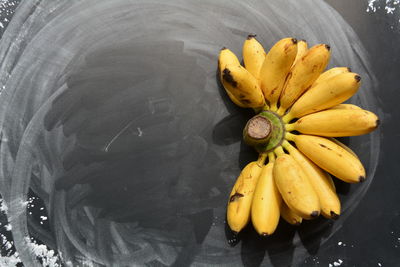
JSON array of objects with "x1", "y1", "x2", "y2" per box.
[{"x1": 0, "y1": 0, "x2": 399, "y2": 266}]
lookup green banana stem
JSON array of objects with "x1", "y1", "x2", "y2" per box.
[
  {"x1": 257, "y1": 153, "x2": 268, "y2": 166},
  {"x1": 285, "y1": 132, "x2": 297, "y2": 141},
  {"x1": 268, "y1": 152, "x2": 276, "y2": 163},
  {"x1": 282, "y1": 112, "x2": 294, "y2": 123},
  {"x1": 274, "y1": 146, "x2": 285, "y2": 157},
  {"x1": 270, "y1": 102, "x2": 278, "y2": 112},
  {"x1": 285, "y1": 123, "x2": 295, "y2": 132},
  {"x1": 276, "y1": 106, "x2": 286, "y2": 116}
]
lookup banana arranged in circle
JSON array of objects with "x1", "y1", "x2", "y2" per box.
[
  {"x1": 221, "y1": 35, "x2": 379, "y2": 237},
  {"x1": 286, "y1": 109, "x2": 379, "y2": 137},
  {"x1": 227, "y1": 154, "x2": 266, "y2": 233},
  {"x1": 280, "y1": 202, "x2": 303, "y2": 225},
  {"x1": 283, "y1": 140, "x2": 340, "y2": 219},
  {"x1": 312, "y1": 66, "x2": 351, "y2": 88},
  {"x1": 251, "y1": 153, "x2": 281, "y2": 236},
  {"x1": 273, "y1": 147, "x2": 320, "y2": 219},
  {"x1": 243, "y1": 34, "x2": 266, "y2": 80},
  {"x1": 284, "y1": 72, "x2": 361, "y2": 122},
  {"x1": 277, "y1": 44, "x2": 331, "y2": 115},
  {"x1": 259, "y1": 38, "x2": 298, "y2": 111},
  {"x1": 292, "y1": 39, "x2": 308, "y2": 66},
  {"x1": 221, "y1": 64, "x2": 266, "y2": 108},
  {"x1": 287, "y1": 133, "x2": 366, "y2": 183}
]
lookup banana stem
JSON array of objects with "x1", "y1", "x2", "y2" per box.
[
  {"x1": 274, "y1": 146, "x2": 285, "y2": 157},
  {"x1": 268, "y1": 152, "x2": 275, "y2": 163},
  {"x1": 282, "y1": 113, "x2": 294, "y2": 123},
  {"x1": 281, "y1": 140, "x2": 292, "y2": 150},
  {"x1": 285, "y1": 132, "x2": 297, "y2": 141},
  {"x1": 276, "y1": 106, "x2": 286, "y2": 116},
  {"x1": 285, "y1": 123, "x2": 295, "y2": 132},
  {"x1": 270, "y1": 102, "x2": 278, "y2": 112},
  {"x1": 257, "y1": 153, "x2": 268, "y2": 165}
]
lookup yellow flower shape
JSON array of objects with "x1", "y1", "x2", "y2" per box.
[{"x1": 219, "y1": 35, "x2": 379, "y2": 236}]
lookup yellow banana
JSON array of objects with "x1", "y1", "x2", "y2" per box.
[
  {"x1": 328, "y1": 137, "x2": 359, "y2": 159},
  {"x1": 286, "y1": 109, "x2": 379, "y2": 137},
  {"x1": 330, "y1": 103, "x2": 362, "y2": 110},
  {"x1": 221, "y1": 64, "x2": 266, "y2": 108},
  {"x1": 292, "y1": 39, "x2": 308, "y2": 66},
  {"x1": 283, "y1": 141, "x2": 340, "y2": 219},
  {"x1": 273, "y1": 147, "x2": 320, "y2": 219},
  {"x1": 218, "y1": 48, "x2": 248, "y2": 107},
  {"x1": 283, "y1": 72, "x2": 361, "y2": 122},
  {"x1": 251, "y1": 153, "x2": 281, "y2": 236},
  {"x1": 227, "y1": 154, "x2": 266, "y2": 233},
  {"x1": 243, "y1": 34, "x2": 266, "y2": 80},
  {"x1": 277, "y1": 44, "x2": 331, "y2": 115},
  {"x1": 280, "y1": 202, "x2": 303, "y2": 225},
  {"x1": 286, "y1": 133, "x2": 365, "y2": 183},
  {"x1": 259, "y1": 38, "x2": 298, "y2": 111},
  {"x1": 312, "y1": 67, "x2": 351, "y2": 88}
]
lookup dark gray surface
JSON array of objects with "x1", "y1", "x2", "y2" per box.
[{"x1": 0, "y1": 0, "x2": 398, "y2": 266}]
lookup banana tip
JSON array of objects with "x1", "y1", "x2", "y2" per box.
[
  {"x1": 294, "y1": 221, "x2": 301, "y2": 226},
  {"x1": 247, "y1": 34, "x2": 257, "y2": 39},
  {"x1": 221, "y1": 47, "x2": 227, "y2": 51},
  {"x1": 359, "y1": 176, "x2": 366, "y2": 182},
  {"x1": 325, "y1": 44, "x2": 331, "y2": 51},
  {"x1": 375, "y1": 119, "x2": 380, "y2": 127},
  {"x1": 291, "y1": 38, "x2": 298, "y2": 44},
  {"x1": 310, "y1": 211, "x2": 320, "y2": 218},
  {"x1": 261, "y1": 232, "x2": 269, "y2": 237},
  {"x1": 300, "y1": 39, "x2": 307, "y2": 43},
  {"x1": 347, "y1": 67, "x2": 352, "y2": 72},
  {"x1": 354, "y1": 75, "x2": 361, "y2": 82},
  {"x1": 330, "y1": 211, "x2": 339, "y2": 220}
]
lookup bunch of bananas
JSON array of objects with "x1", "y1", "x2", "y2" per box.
[{"x1": 219, "y1": 35, "x2": 379, "y2": 236}]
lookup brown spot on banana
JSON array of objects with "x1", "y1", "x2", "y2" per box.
[
  {"x1": 229, "y1": 192, "x2": 244, "y2": 202},
  {"x1": 223, "y1": 68, "x2": 238, "y2": 87}
]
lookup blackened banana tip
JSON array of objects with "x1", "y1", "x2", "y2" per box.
[
  {"x1": 247, "y1": 34, "x2": 257, "y2": 39},
  {"x1": 300, "y1": 39, "x2": 307, "y2": 43},
  {"x1": 294, "y1": 221, "x2": 301, "y2": 226},
  {"x1": 355, "y1": 75, "x2": 361, "y2": 82},
  {"x1": 376, "y1": 119, "x2": 380, "y2": 127},
  {"x1": 330, "y1": 211, "x2": 339, "y2": 220},
  {"x1": 325, "y1": 44, "x2": 331, "y2": 51},
  {"x1": 261, "y1": 232, "x2": 269, "y2": 237},
  {"x1": 310, "y1": 211, "x2": 319, "y2": 218},
  {"x1": 291, "y1": 38, "x2": 298, "y2": 44},
  {"x1": 221, "y1": 47, "x2": 227, "y2": 51},
  {"x1": 347, "y1": 67, "x2": 352, "y2": 72},
  {"x1": 359, "y1": 176, "x2": 366, "y2": 182}
]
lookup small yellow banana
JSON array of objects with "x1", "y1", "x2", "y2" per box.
[
  {"x1": 251, "y1": 153, "x2": 281, "y2": 236},
  {"x1": 292, "y1": 39, "x2": 308, "y2": 66},
  {"x1": 286, "y1": 133, "x2": 365, "y2": 183},
  {"x1": 328, "y1": 137, "x2": 359, "y2": 159},
  {"x1": 221, "y1": 64, "x2": 266, "y2": 108},
  {"x1": 277, "y1": 44, "x2": 331, "y2": 115},
  {"x1": 259, "y1": 38, "x2": 298, "y2": 111},
  {"x1": 227, "y1": 154, "x2": 266, "y2": 233},
  {"x1": 283, "y1": 72, "x2": 361, "y2": 122},
  {"x1": 286, "y1": 109, "x2": 379, "y2": 137},
  {"x1": 283, "y1": 141, "x2": 340, "y2": 219},
  {"x1": 243, "y1": 34, "x2": 266, "y2": 80},
  {"x1": 280, "y1": 202, "x2": 303, "y2": 225},
  {"x1": 330, "y1": 103, "x2": 362, "y2": 110},
  {"x1": 312, "y1": 67, "x2": 351, "y2": 88},
  {"x1": 273, "y1": 147, "x2": 320, "y2": 219},
  {"x1": 218, "y1": 48, "x2": 248, "y2": 107}
]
